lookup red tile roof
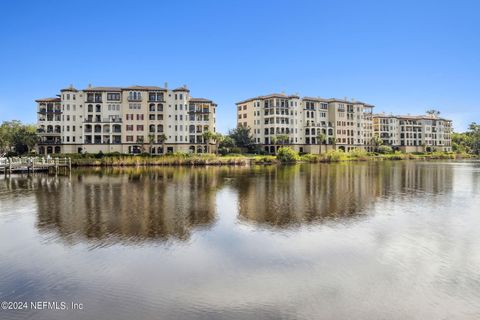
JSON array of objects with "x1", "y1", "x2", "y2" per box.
[{"x1": 35, "y1": 97, "x2": 61, "y2": 102}]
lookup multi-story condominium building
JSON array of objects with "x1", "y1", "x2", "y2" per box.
[
  {"x1": 372, "y1": 113, "x2": 452, "y2": 152},
  {"x1": 236, "y1": 93, "x2": 375, "y2": 153},
  {"x1": 36, "y1": 84, "x2": 217, "y2": 154}
]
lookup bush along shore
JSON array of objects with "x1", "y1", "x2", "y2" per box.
[{"x1": 48, "y1": 148, "x2": 477, "y2": 167}]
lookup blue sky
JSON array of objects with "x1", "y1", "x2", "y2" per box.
[{"x1": 0, "y1": 0, "x2": 478, "y2": 133}]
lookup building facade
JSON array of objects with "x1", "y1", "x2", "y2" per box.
[
  {"x1": 236, "y1": 93, "x2": 375, "y2": 153},
  {"x1": 36, "y1": 84, "x2": 217, "y2": 154},
  {"x1": 372, "y1": 113, "x2": 452, "y2": 152}
]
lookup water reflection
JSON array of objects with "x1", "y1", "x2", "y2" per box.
[
  {"x1": 1, "y1": 162, "x2": 480, "y2": 320},
  {"x1": 234, "y1": 162, "x2": 454, "y2": 227},
  {"x1": 32, "y1": 167, "x2": 229, "y2": 244},
  {"x1": 0, "y1": 162, "x2": 458, "y2": 245}
]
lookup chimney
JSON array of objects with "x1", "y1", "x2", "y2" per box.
[
  {"x1": 88, "y1": 83, "x2": 92, "y2": 88},
  {"x1": 70, "y1": 84, "x2": 74, "y2": 89},
  {"x1": 164, "y1": 81, "x2": 168, "y2": 89},
  {"x1": 183, "y1": 84, "x2": 187, "y2": 89}
]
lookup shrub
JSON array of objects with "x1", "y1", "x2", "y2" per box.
[
  {"x1": 276, "y1": 147, "x2": 300, "y2": 163},
  {"x1": 230, "y1": 147, "x2": 243, "y2": 154},
  {"x1": 218, "y1": 147, "x2": 229, "y2": 156},
  {"x1": 348, "y1": 148, "x2": 368, "y2": 159},
  {"x1": 301, "y1": 153, "x2": 321, "y2": 162},
  {"x1": 377, "y1": 145, "x2": 394, "y2": 154},
  {"x1": 324, "y1": 150, "x2": 348, "y2": 162}
]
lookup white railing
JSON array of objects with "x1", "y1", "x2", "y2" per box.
[{"x1": 0, "y1": 157, "x2": 71, "y2": 171}]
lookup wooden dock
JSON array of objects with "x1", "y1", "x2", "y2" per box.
[{"x1": 0, "y1": 157, "x2": 71, "y2": 175}]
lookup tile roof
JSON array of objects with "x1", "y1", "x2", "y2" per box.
[
  {"x1": 236, "y1": 93, "x2": 300, "y2": 104},
  {"x1": 60, "y1": 86, "x2": 78, "y2": 92},
  {"x1": 35, "y1": 97, "x2": 61, "y2": 102},
  {"x1": 124, "y1": 86, "x2": 166, "y2": 91},
  {"x1": 173, "y1": 87, "x2": 190, "y2": 92},
  {"x1": 83, "y1": 86, "x2": 123, "y2": 92},
  {"x1": 236, "y1": 94, "x2": 372, "y2": 106},
  {"x1": 190, "y1": 97, "x2": 214, "y2": 103},
  {"x1": 373, "y1": 113, "x2": 451, "y2": 121}
]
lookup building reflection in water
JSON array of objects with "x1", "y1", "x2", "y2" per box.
[
  {"x1": 233, "y1": 162, "x2": 454, "y2": 228},
  {"x1": 1, "y1": 162, "x2": 455, "y2": 244},
  {"x1": 32, "y1": 167, "x2": 227, "y2": 245}
]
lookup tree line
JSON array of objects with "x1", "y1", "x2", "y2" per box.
[
  {"x1": 0, "y1": 120, "x2": 38, "y2": 156},
  {"x1": 452, "y1": 123, "x2": 480, "y2": 154}
]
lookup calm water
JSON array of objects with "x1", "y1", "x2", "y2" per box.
[{"x1": 1, "y1": 161, "x2": 480, "y2": 320}]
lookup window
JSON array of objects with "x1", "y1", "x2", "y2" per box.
[{"x1": 107, "y1": 93, "x2": 120, "y2": 101}]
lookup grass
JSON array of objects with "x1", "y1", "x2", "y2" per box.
[
  {"x1": 49, "y1": 150, "x2": 476, "y2": 167},
  {"x1": 54, "y1": 153, "x2": 250, "y2": 167}
]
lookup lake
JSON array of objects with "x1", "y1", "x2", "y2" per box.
[{"x1": 1, "y1": 161, "x2": 480, "y2": 319}]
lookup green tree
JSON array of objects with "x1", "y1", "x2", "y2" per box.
[
  {"x1": 276, "y1": 134, "x2": 289, "y2": 145},
  {"x1": 202, "y1": 130, "x2": 216, "y2": 154},
  {"x1": 276, "y1": 146, "x2": 300, "y2": 163},
  {"x1": 467, "y1": 122, "x2": 480, "y2": 154},
  {"x1": 213, "y1": 133, "x2": 224, "y2": 154},
  {"x1": 157, "y1": 133, "x2": 167, "y2": 154},
  {"x1": 426, "y1": 109, "x2": 441, "y2": 117},
  {"x1": 371, "y1": 135, "x2": 383, "y2": 152},
  {"x1": 452, "y1": 132, "x2": 471, "y2": 153},
  {"x1": 228, "y1": 125, "x2": 255, "y2": 151},
  {"x1": 316, "y1": 133, "x2": 327, "y2": 145},
  {"x1": 219, "y1": 136, "x2": 235, "y2": 149},
  {"x1": 0, "y1": 121, "x2": 37, "y2": 155},
  {"x1": 270, "y1": 136, "x2": 277, "y2": 154},
  {"x1": 148, "y1": 134, "x2": 155, "y2": 155}
]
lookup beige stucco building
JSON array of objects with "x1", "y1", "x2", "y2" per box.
[
  {"x1": 236, "y1": 93, "x2": 375, "y2": 153},
  {"x1": 372, "y1": 113, "x2": 452, "y2": 152},
  {"x1": 36, "y1": 84, "x2": 217, "y2": 154}
]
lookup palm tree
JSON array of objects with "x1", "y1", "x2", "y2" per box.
[
  {"x1": 276, "y1": 134, "x2": 289, "y2": 145},
  {"x1": 371, "y1": 135, "x2": 383, "y2": 152},
  {"x1": 148, "y1": 134, "x2": 155, "y2": 155},
  {"x1": 214, "y1": 133, "x2": 223, "y2": 154},
  {"x1": 316, "y1": 132, "x2": 327, "y2": 153},
  {"x1": 426, "y1": 109, "x2": 441, "y2": 117},
  {"x1": 269, "y1": 136, "x2": 277, "y2": 154},
  {"x1": 157, "y1": 134, "x2": 167, "y2": 155},
  {"x1": 316, "y1": 133, "x2": 327, "y2": 145},
  {"x1": 202, "y1": 130, "x2": 215, "y2": 154}
]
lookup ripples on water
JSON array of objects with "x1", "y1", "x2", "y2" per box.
[{"x1": 1, "y1": 161, "x2": 480, "y2": 320}]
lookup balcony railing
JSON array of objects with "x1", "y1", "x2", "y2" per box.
[
  {"x1": 38, "y1": 109, "x2": 62, "y2": 114},
  {"x1": 84, "y1": 118, "x2": 122, "y2": 123}
]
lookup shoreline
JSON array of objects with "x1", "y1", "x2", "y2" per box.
[{"x1": 53, "y1": 151, "x2": 477, "y2": 167}]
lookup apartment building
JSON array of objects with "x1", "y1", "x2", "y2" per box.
[
  {"x1": 372, "y1": 113, "x2": 452, "y2": 152},
  {"x1": 36, "y1": 84, "x2": 217, "y2": 154},
  {"x1": 236, "y1": 93, "x2": 375, "y2": 154}
]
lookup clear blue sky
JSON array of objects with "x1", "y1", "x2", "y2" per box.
[{"x1": 0, "y1": 0, "x2": 478, "y2": 133}]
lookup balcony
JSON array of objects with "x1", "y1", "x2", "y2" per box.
[
  {"x1": 86, "y1": 98, "x2": 103, "y2": 103},
  {"x1": 38, "y1": 138, "x2": 62, "y2": 145},
  {"x1": 38, "y1": 108, "x2": 62, "y2": 114}
]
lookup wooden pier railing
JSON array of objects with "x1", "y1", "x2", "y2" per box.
[{"x1": 0, "y1": 157, "x2": 71, "y2": 175}]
